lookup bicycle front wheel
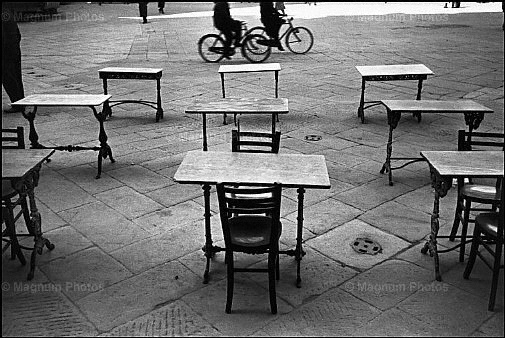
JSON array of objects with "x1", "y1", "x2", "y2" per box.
[
  {"x1": 241, "y1": 34, "x2": 271, "y2": 63},
  {"x1": 285, "y1": 27, "x2": 313, "y2": 54},
  {"x1": 198, "y1": 34, "x2": 225, "y2": 63}
]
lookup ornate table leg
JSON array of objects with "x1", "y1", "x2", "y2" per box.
[
  {"x1": 413, "y1": 78, "x2": 424, "y2": 122},
  {"x1": 421, "y1": 166, "x2": 452, "y2": 282},
  {"x1": 22, "y1": 107, "x2": 43, "y2": 149},
  {"x1": 91, "y1": 106, "x2": 115, "y2": 179},
  {"x1": 13, "y1": 165, "x2": 55, "y2": 280},
  {"x1": 358, "y1": 78, "x2": 366, "y2": 123},
  {"x1": 202, "y1": 184, "x2": 213, "y2": 284},
  {"x1": 156, "y1": 77, "x2": 163, "y2": 122},
  {"x1": 102, "y1": 78, "x2": 112, "y2": 118},
  {"x1": 464, "y1": 112, "x2": 484, "y2": 132},
  {"x1": 380, "y1": 109, "x2": 401, "y2": 186},
  {"x1": 295, "y1": 187, "x2": 307, "y2": 288}
]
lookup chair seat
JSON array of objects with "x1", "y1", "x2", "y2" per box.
[
  {"x1": 461, "y1": 184, "x2": 499, "y2": 201},
  {"x1": 229, "y1": 215, "x2": 281, "y2": 248},
  {"x1": 228, "y1": 187, "x2": 273, "y2": 200},
  {"x1": 475, "y1": 212, "x2": 501, "y2": 238}
]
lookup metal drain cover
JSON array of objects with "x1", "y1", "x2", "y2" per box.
[
  {"x1": 305, "y1": 135, "x2": 322, "y2": 141},
  {"x1": 351, "y1": 237, "x2": 382, "y2": 255}
]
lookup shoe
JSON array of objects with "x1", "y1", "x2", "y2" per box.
[
  {"x1": 3, "y1": 105, "x2": 25, "y2": 114},
  {"x1": 276, "y1": 41, "x2": 284, "y2": 51}
]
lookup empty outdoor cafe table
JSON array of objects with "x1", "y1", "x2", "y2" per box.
[
  {"x1": 380, "y1": 99, "x2": 493, "y2": 186},
  {"x1": 185, "y1": 97, "x2": 289, "y2": 151},
  {"x1": 11, "y1": 94, "x2": 114, "y2": 179},
  {"x1": 98, "y1": 67, "x2": 164, "y2": 122},
  {"x1": 355, "y1": 64, "x2": 433, "y2": 123},
  {"x1": 173, "y1": 150, "x2": 331, "y2": 287},
  {"x1": 2, "y1": 148, "x2": 55, "y2": 280},
  {"x1": 420, "y1": 150, "x2": 504, "y2": 282},
  {"x1": 218, "y1": 63, "x2": 281, "y2": 124}
]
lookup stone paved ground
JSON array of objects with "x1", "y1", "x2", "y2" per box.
[{"x1": 2, "y1": 2, "x2": 504, "y2": 337}]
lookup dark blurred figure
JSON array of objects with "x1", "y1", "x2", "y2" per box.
[
  {"x1": 158, "y1": 2, "x2": 165, "y2": 14},
  {"x1": 2, "y1": 2, "x2": 25, "y2": 113},
  {"x1": 139, "y1": 2, "x2": 148, "y2": 23},
  {"x1": 451, "y1": 2, "x2": 461, "y2": 8},
  {"x1": 213, "y1": 2, "x2": 242, "y2": 58},
  {"x1": 260, "y1": 2, "x2": 285, "y2": 50},
  {"x1": 275, "y1": 2, "x2": 286, "y2": 15}
]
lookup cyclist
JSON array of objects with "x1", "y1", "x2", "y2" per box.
[
  {"x1": 213, "y1": 2, "x2": 242, "y2": 58},
  {"x1": 260, "y1": 2, "x2": 285, "y2": 51}
]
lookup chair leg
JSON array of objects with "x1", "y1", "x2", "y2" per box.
[
  {"x1": 268, "y1": 252, "x2": 278, "y2": 314},
  {"x1": 463, "y1": 227, "x2": 480, "y2": 279},
  {"x1": 225, "y1": 251, "x2": 234, "y2": 314},
  {"x1": 20, "y1": 197, "x2": 32, "y2": 234},
  {"x1": 487, "y1": 241, "x2": 503, "y2": 311},
  {"x1": 459, "y1": 199, "x2": 472, "y2": 262},
  {"x1": 450, "y1": 192, "x2": 464, "y2": 241},
  {"x1": 2, "y1": 205, "x2": 27, "y2": 266}
]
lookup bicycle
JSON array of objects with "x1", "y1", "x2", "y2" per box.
[
  {"x1": 248, "y1": 16, "x2": 314, "y2": 54},
  {"x1": 198, "y1": 21, "x2": 272, "y2": 63}
]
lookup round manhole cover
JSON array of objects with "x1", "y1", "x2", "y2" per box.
[
  {"x1": 351, "y1": 238, "x2": 382, "y2": 255},
  {"x1": 305, "y1": 135, "x2": 322, "y2": 141}
]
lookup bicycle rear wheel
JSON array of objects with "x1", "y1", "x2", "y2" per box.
[
  {"x1": 244, "y1": 26, "x2": 268, "y2": 39},
  {"x1": 285, "y1": 27, "x2": 313, "y2": 54},
  {"x1": 241, "y1": 34, "x2": 271, "y2": 63},
  {"x1": 198, "y1": 34, "x2": 225, "y2": 63}
]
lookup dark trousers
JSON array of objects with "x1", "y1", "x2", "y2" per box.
[
  {"x1": 139, "y1": 2, "x2": 148, "y2": 18},
  {"x1": 2, "y1": 35, "x2": 24, "y2": 103},
  {"x1": 217, "y1": 20, "x2": 241, "y2": 51}
]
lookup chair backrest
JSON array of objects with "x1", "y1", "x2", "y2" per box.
[
  {"x1": 457, "y1": 129, "x2": 504, "y2": 187},
  {"x1": 231, "y1": 115, "x2": 281, "y2": 154},
  {"x1": 457, "y1": 130, "x2": 505, "y2": 151},
  {"x1": 216, "y1": 183, "x2": 282, "y2": 249},
  {"x1": 232, "y1": 129, "x2": 281, "y2": 153},
  {"x1": 2, "y1": 127, "x2": 25, "y2": 149}
]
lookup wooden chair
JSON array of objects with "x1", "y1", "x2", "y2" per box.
[
  {"x1": 450, "y1": 130, "x2": 504, "y2": 262},
  {"x1": 463, "y1": 187, "x2": 503, "y2": 311},
  {"x1": 2, "y1": 127, "x2": 29, "y2": 266},
  {"x1": 230, "y1": 116, "x2": 281, "y2": 201},
  {"x1": 231, "y1": 116, "x2": 281, "y2": 154},
  {"x1": 216, "y1": 183, "x2": 282, "y2": 314},
  {"x1": 2, "y1": 127, "x2": 25, "y2": 149}
]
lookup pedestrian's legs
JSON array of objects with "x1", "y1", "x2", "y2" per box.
[
  {"x1": 2, "y1": 36, "x2": 25, "y2": 106},
  {"x1": 139, "y1": 2, "x2": 148, "y2": 23}
]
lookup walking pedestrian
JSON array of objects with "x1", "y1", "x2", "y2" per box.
[
  {"x1": 2, "y1": 2, "x2": 25, "y2": 113},
  {"x1": 158, "y1": 2, "x2": 165, "y2": 14},
  {"x1": 138, "y1": 2, "x2": 148, "y2": 24}
]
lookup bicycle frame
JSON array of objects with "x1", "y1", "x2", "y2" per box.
[{"x1": 278, "y1": 17, "x2": 295, "y2": 41}]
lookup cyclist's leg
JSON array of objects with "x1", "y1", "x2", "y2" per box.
[
  {"x1": 221, "y1": 28, "x2": 234, "y2": 55},
  {"x1": 232, "y1": 20, "x2": 242, "y2": 46}
]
